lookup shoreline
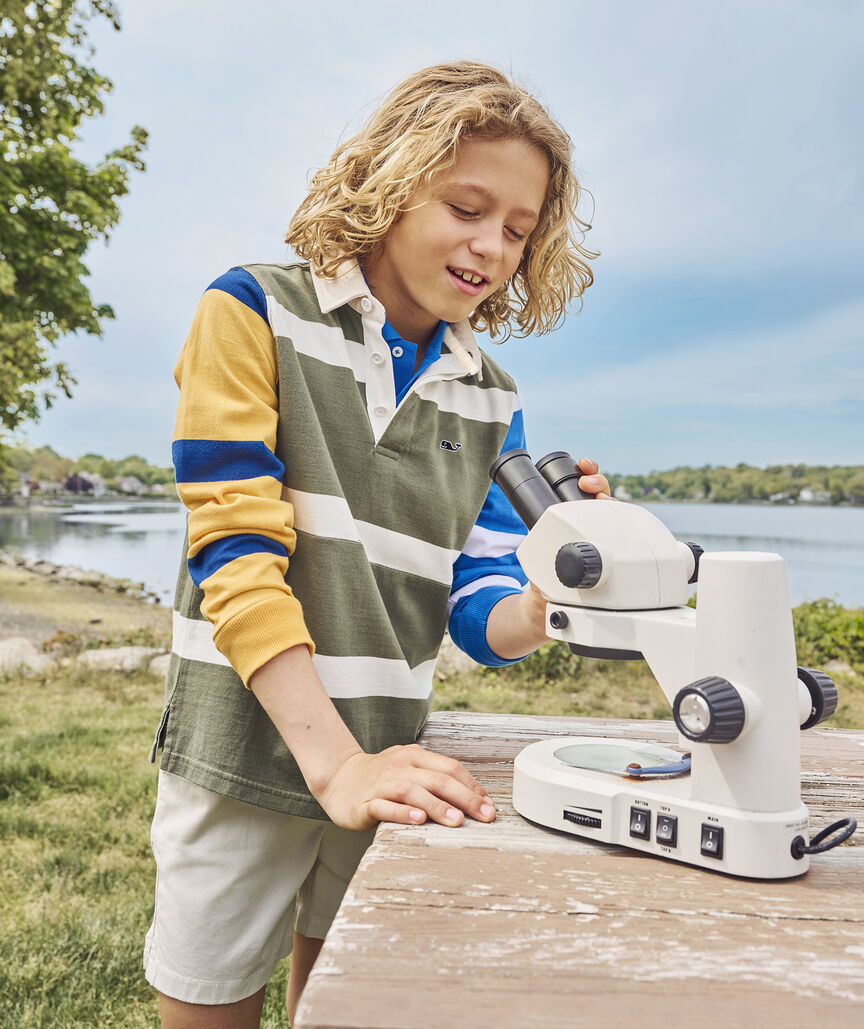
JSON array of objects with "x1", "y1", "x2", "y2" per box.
[{"x1": 0, "y1": 549, "x2": 162, "y2": 604}]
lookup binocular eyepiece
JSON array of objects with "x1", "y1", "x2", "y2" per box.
[{"x1": 489, "y1": 449, "x2": 594, "y2": 529}]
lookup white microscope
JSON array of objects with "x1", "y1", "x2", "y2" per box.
[{"x1": 490, "y1": 449, "x2": 855, "y2": 879}]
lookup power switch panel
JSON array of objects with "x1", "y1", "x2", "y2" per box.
[
  {"x1": 629, "y1": 806, "x2": 651, "y2": 840},
  {"x1": 700, "y1": 823, "x2": 724, "y2": 859},
  {"x1": 655, "y1": 814, "x2": 678, "y2": 848}
]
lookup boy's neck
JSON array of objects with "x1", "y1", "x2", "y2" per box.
[{"x1": 359, "y1": 260, "x2": 438, "y2": 348}]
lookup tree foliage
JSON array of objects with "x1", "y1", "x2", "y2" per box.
[
  {"x1": 608, "y1": 463, "x2": 864, "y2": 506},
  {"x1": 0, "y1": 0, "x2": 147, "y2": 432},
  {"x1": 6, "y1": 442, "x2": 174, "y2": 489}
]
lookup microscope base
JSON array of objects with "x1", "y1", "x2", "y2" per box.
[{"x1": 513, "y1": 738, "x2": 810, "y2": 879}]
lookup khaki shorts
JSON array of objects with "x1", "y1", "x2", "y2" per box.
[{"x1": 143, "y1": 770, "x2": 375, "y2": 1005}]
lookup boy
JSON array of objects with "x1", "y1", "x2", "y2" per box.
[{"x1": 146, "y1": 61, "x2": 607, "y2": 1027}]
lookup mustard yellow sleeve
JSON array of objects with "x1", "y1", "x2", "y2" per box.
[{"x1": 173, "y1": 270, "x2": 314, "y2": 685}]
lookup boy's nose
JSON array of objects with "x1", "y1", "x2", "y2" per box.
[{"x1": 468, "y1": 223, "x2": 503, "y2": 263}]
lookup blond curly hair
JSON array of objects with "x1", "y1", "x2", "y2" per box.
[{"x1": 286, "y1": 61, "x2": 595, "y2": 340}]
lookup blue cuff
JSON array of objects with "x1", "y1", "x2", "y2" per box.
[{"x1": 448, "y1": 585, "x2": 528, "y2": 667}]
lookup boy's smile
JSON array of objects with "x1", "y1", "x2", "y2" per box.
[{"x1": 363, "y1": 137, "x2": 550, "y2": 350}]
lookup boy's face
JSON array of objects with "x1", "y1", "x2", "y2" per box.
[{"x1": 364, "y1": 136, "x2": 550, "y2": 347}]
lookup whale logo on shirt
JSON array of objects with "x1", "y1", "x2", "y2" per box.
[{"x1": 440, "y1": 440, "x2": 462, "y2": 452}]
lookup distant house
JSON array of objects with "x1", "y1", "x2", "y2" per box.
[
  {"x1": 798, "y1": 487, "x2": 831, "y2": 504},
  {"x1": 116, "y1": 475, "x2": 146, "y2": 494},
  {"x1": 38, "y1": 480, "x2": 64, "y2": 496},
  {"x1": 613, "y1": 485, "x2": 633, "y2": 501},
  {"x1": 64, "y1": 473, "x2": 94, "y2": 495},
  {"x1": 78, "y1": 471, "x2": 107, "y2": 497}
]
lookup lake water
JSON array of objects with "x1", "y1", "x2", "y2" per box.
[{"x1": 0, "y1": 500, "x2": 862, "y2": 608}]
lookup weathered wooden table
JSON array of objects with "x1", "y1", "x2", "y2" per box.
[{"x1": 296, "y1": 713, "x2": 864, "y2": 1028}]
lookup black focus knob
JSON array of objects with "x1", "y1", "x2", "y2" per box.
[
  {"x1": 555, "y1": 542, "x2": 602, "y2": 589},
  {"x1": 673, "y1": 676, "x2": 746, "y2": 743},
  {"x1": 685, "y1": 542, "x2": 703, "y2": 584},
  {"x1": 798, "y1": 667, "x2": 839, "y2": 730}
]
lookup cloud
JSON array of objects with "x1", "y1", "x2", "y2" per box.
[
  {"x1": 24, "y1": 0, "x2": 863, "y2": 472},
  {"x1": 519, "y1": 296, "x2": 864, "y2": 423}
]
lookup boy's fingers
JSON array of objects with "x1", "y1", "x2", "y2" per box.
[
  {"x1": 409, "y1": 769, "x2": 497, "y2": 822},
  {"x1": 387, "y1": 782, "x2": 466, "y2": 826},
  {"x1": 577, "y1": 456, "x2": 599, "y2": 474},
  {"x1": 366, "y1": 798, "x2": 428, "y2": 826},
  {"x1": 579, "y1": 473, "x2": 611, "y2": 496},
  {"x1": 404, "y1": 745, "x2": 489, "y2": 798}
]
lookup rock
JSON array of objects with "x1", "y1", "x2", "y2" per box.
[
  {"x1": 148, "y1": 652, "x2": 173, "y2": 677},
  {"x1": 435, "y1": 635, "x2": 480, "y2": 680},
  {"x1": 823, "y1": 659, "x2": 856, "y2": 676},
  {"x1": 77, "y1": 646, "x2": 167, "y2": 672},
  {"x1": 0, "y1": 637, "x2": 53, "y2": 676}
]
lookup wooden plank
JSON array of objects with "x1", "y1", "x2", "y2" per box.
[
  {"x1": 295, "y1": 714, "x2": 864, "y2": 1029},
  {"x1": 300, "y1": 843, "x2": 864, "y2": 1028}
]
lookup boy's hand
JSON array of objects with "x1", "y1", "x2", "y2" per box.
[
  {"x1": 316, "y1": 744, "x2": 496, "y2": 832},
  {"x1": 576, "y1": 456, "x2": 612, "y2": 499}
]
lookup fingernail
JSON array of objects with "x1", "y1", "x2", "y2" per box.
[
  {"x1": 410, "y1": 809, "x2": 424, "y2": 822},
  {"x1": 480, "y1": 803, "x2": 495, "y2": 818},
  {"x1": 446, "y1": 807, "x2": 461, "y2": 822}
]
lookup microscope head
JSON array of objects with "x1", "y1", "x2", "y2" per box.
[{"x1": 491, "y1": 449, "x2": 699, "y2": 610}]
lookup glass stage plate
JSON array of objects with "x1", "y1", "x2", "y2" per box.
[{"x1": 553, "y1": 741, "x2": 691, "y2": 778}]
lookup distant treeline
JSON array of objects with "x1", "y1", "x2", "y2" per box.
[
  {"x1": 608, "y1": 463, "x2": 864, "y2": 505},
  {"x1": 5, "y1": 445, "x2": 864, "y2": 506},
  {"x1": 4, "y1": 444, "x2": 175, "y2": 493}
]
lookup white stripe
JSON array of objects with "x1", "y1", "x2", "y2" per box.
[
  {"x1": 415, "y1": 378, "x2": 516, "y2": 425},
  {"x1": 172, "y1": 611, "x2": 232, "y2": 667},
  {"x1": 284, "y1": 488, "x2": 361, "y2": 543},
  {"x1": 447, "y1": 575, "x2": 525, "y2": 615},
  {"x1": 284, "y1": 488, "x2": 459, "y2": 586},
  {"x1": 172, "y1": 610, "x2": 434, "y2": 700},
  {"x1": 312, "y1": 654, "x2": 435, "y2": 700},
  {"x1": 461, "y1": 522, "x2": 526, "y2": 559},
  {"x1": 266, "y1": 295, "x2": 366, "y2": 382},
  {"x1": 355, "y1": 518, "x2": 458, "y2": 585}
]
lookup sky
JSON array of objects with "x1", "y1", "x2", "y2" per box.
[{"x1": 19, "y1": 0, "x2": 864, "y2": 474}]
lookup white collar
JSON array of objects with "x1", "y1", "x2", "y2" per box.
[{"x1": 309, "y1": 259, "x2": 483, "y2": 379}]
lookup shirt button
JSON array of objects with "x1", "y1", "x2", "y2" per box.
[
  {"x1": 392, "y1": 346, "x2": 404, "y2": 358},
  {"x1": 374, "y1": 405, "x2": 388, "y2": 418},
  {"x1": 371, "y1": 352, "x2": 384, "y2": 365},
  {"x1": 360, "y1": 297, "x2": 372, "y2": 313}
]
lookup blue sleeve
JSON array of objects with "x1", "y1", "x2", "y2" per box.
[{"x1": 447, "y1": 404, "x2": 532, "y2": 666}]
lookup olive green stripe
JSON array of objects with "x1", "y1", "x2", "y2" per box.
[
  {"x1": 161, "y1": 661, "x2": 431, "y2": 818},
  {"x1": 288, "y1": 534, "x2": 448, "y2": 664}
]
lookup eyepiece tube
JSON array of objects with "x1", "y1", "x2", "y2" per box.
[
  {"x1": 489, "y1": 448, "x2": 560, "y2": 529},
  {"x1": 535, "y1": 451, "x2": 593, "y2": 501}
]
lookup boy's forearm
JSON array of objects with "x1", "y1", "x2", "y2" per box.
[
  {"x1": 248, "y1": 645, "x2": 362, "y2": 798},
  {"x1": 484, "y1": 585, "x2": 549, "y2": 661}
]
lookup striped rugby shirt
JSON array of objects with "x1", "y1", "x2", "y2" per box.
[{"x1": 153, "y1": 259, "x2": 529, "y2": 817}]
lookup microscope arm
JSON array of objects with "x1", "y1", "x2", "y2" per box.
[
  {"x1": 544, "y1": 603, "x2": 697, "y2": 709},
  {"x1": 546, "y1": 600, "x2": 821, "y2": 733}
]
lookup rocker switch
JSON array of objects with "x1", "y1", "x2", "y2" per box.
[
  {"x1": 700, "y1": 824, "x2": 724, "y2": 859},
  {"x1": 629, "y1": 806, "x2": 651, "y2": 840},
  {"x1": 655, "y1": 814, "x2": 678, "y2": 848}
]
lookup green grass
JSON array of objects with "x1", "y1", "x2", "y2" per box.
[
  {"x1": 1, "y1": 596, "x2": 861, "y2": 1027},
  {"x1": 0, "y1": 666, "x2": 292, "y2": 1028}
]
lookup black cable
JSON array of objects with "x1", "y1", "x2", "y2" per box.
[{"x1": 791, "y1": 817, "x2": 857, "y2": 859}]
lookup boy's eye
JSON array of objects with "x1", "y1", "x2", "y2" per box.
[
  {"x1": 449, "y1": 204, "x2": 478, "y2": 218},
  {"x1": 506, "y1": 227, "x2": 526, "y2": 243}
]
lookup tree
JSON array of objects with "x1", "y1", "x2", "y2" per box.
[{"x1": 0, "y1": 0, "x2": 147, "y2": 437}]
